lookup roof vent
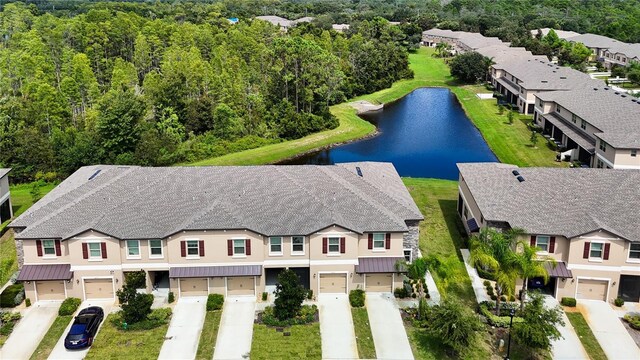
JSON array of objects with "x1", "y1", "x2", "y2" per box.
[
  {"x1": 593, "y1": 88, "x2": 598, "y2": 90},
  {"x1": 541, "y1": 80, "x2": 548, "y2": 83},
  {"x1": 615, "y1": 91, "x2": 620, "y2": 95},
  {"x1": 512, "y1": 170, "x2": 520, "y2": 176},
  {"x1": 88, "y1": 169, "x2": 101, "y2": 180},
  {"x1": 356, "y1": 166, "x2": 363, "y2": 177},
  {"x1": 604, "y1": 87, "x2": 609, "y2": 90},
  {"x1": 516, "y1": 176, "x2": 525, "y2": 182},
  {"x1": 560, "y1": 76, "x2": 567, "y2": 79},
  {"x1": 621, "y1": 94, "x2": 627, "y2": 98}
]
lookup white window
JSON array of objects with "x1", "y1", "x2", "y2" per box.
[
  {"x1": 88, "y1": 243, "x2": 102, "y2": 258},
  {"x1": 42, "y1": 240, "x2": 56, "y2": 256},
  {"x1": 269, "y1": 237, "x2": 283, "y2": 255},
  {"x1": 404, "y1": 248, "x2": 413, "y2": 262},
  {"x1": 581, "y1": 120, "x2": 587, "y2": 130},
  {"x1": 373, "y1": 233, "x2": 385, "y2": 249},
  {"x1": 291, "y1": 236, "x2": 304, "y2": 254},
  {"x1": 599, "y1": 140, "x2": 607, "y2": 152},
  {"x1": 535, "y1": 236, "x2": 549, "y2": 252},
  {"x1": 233, "y1": 239, "x2": 246, "y2": 256},
  {"x1": 126, "y1": 240, "x2": 140, "y2": 258},
  {"x1": 186, "y1": 240, "x2": 199, "y2": 256},
  {"x1": 328, "y1": 237, "x2": 340, "y2": 253},
  {"x1": 596, "y1": 159, "x2": 604, "y2": 168},
  {"x1": 149, "y1": 240, "x2": 163, "y2": 258},
  {"x1": 629, "y1": 243, "x2": 640, "y2": 260},
  {"x1": 590, "y1": 243, "x2": 603, "y2": 259}
]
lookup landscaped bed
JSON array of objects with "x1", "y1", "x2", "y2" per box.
[
  {"x1": 351, "y1": 307, "x2": 376, "y2": 359},
  {"x1": 250, "y1": 323, "x2": 322, "y2": 360},
  {"x1": 29, "y1": 315, "x2": 73, "y2": 360},
  {"x1": 0, "y1": 311, "x2": 21, "y2": 346}
]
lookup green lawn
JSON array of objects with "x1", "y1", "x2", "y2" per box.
[
  {"x1": 566, "y1": 312, "x2": 607, "y2": 360},
  {"x1": 195, "y1": 310, "x2": 222, "y2": 360},
  {"x1": 351, "y1": 307, "x2": 376, "y2": 359},
  {"x1": 85, "y1": 314, "x2": 169, "y2": 360},
  {"x1": 405, "y1": 321, "x2": 491, "y2": 360},
  {"x1": 30, "y1": 315, "x2": 73, "y2": 360},
  {"x1": 250, "y1": 323, "x2": 322, "y2": 360}
]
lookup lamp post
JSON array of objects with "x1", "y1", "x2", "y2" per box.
[{"x1": 505, "y1": 308, "x2": 516, "y2": 360}]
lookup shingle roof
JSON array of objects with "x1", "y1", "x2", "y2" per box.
[
  {"x1": 536, "y1": 87, "x2": 640, "y2": 148},
  {"x1": 255, "y1": 16, "x2": 291, "y2": 27},
  {"x1": 607, "y1": 43, "x2": 640, "y2": 60},
  {"x1": 530, "y1": 28, "x2": 580, "y2": 40},
  {"x1": 169, "y1": 265, "x2": 262, "y2": 278},
  {"x1": 0, "y1": 168, "x2": 10, "y2": 179},
  {"x1": 492, "y1": 58, "x2": 603, "y2": 90},
  {"x1": 11, "y1": 163, "x2": 423, "y2": 240},
  {"x1": 457, "y1": 163, "x2": 640, "y2": 241},
  {"x1": 569, "y1": 33, "x2": 622, "y2": 49},
  {"x1": 476, "y1": 45, "x2": 547, "y2": 64},
  {"x1": 17, "y1": 264, "x2": 73, "y2": 281}
]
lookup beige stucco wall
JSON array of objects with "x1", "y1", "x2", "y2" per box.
[
  {"x1": 357, "y1": 232, "x2": 404, "y2": 257},
  {"x1": 614, "y1": 149, "x2": 640, "y2": 168},
  {"x1": 458, "y1": 175, "x2": 484, "y2": 231},
  {"x1": 0, "y1": 176, "x2": 9, "y2": 197},
  {"x1": 309, "y1": 226, "x2": 359, "y2": 261},
  {"x1": 567, "y1": 230, "x2": 628, "y2": 266},
  {"x1": 168, "y1": 230, "x2": 265, "y2": 264}
]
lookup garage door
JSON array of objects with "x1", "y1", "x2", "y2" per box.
[
  {"x1": 319, "y1": 274, "x2": 347, "y2": 294},
  {"x1": 84, "y1": 279, "x2": 114, "y2": 300},
  {"x1": 36, "y1": 281, "x2": 65, "y2": 300},
  {"x1": 227, "y1": 276, "x2": 255, "y2": 296},
  {"x1": 180, "y1": 278, "x2": 208, "y2": 296},
  {"x1": 577, "y1": 279, "x2": 608, "y2": 301},
  {"x1": 366, "y1": 274, "x2": 393, "y2": 292}
]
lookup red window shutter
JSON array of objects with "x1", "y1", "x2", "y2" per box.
[
  {"x1": 55, "y1": 240, "x2": 62, "y2": 256},
  {"x1": 246, "y1": 239, "x2": 251, "y2": 255},
  {"x1": 101, "y1": 242, "x2": 107, "y2": 259},
  {"x1": 227, "y1": 240, "x2": 233, "y2": 256},
  {"x1": 322, "y1": 238, "x2": 328, "y2": 254},
  {"x1": 82, "y1": 243, "x2": 88, "y2": 259},
  {"x1": 530, "y1": 236, "x2": 536, "y2": 247},
  {"x1": 603, "y1": 243, "x2": 610, "y2": 260},
  {"x1": 549, "y1": 237, "x2": 555, "y2": 253},
  {"x1": 385, "y1": 233, "x2": 391, "y2": 249},
  {"x1": 180, "y1": 241, "x2": 186, "y2": 257},
  {"x1": 340, "y1": 237, "x2": 346, "y2": 254},
  {"x1": 36, "y1": 240, "x2": 43, "y2": 257},
  {"x1": 583, "y1": 242, "x2": 590, "y2": 259},
  {"x1": 368, "y1": 234, "x2": 373, "y2": 249},
  {"x1": 199, "y1": 240, "x2": 205, "y2": 257}
]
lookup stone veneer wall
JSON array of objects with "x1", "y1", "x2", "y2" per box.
[{"x1": 403, "y1": 220, "x2": 420, "y2": 260}]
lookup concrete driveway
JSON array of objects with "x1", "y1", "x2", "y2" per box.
[
  {"x1": 318, "y1": 294, "x2": 358, "y2": 360},
  {"x1": 579, "y1": 300, "x2": 640, "y2": 360},
  {"x1": 0, "y1": 301, "x2": 62, "y2": 360},
  {"x1": 48, "y1": 299, "x2": 115, "y2": 360},
  {"x1": 543, "y1": 296, "x2": 588, "y2": 360},
  {"x1": 366, "y1": 293, "x2": 414, "y2": 360},
  {"x1": 158, "y1": 296, "x2": 206, "y2": 359},
  {"x1": 213, "y1": 296, "x2": 255, "y2": 360}
]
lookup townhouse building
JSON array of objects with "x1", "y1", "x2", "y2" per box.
[
  {"x1": 422, "y1": 28, "x2": 507, "y2": 54},
  {"x1": 602, "y1": 43, "x2": 640, "y2": 68},
  {"x1": 533, "y1": 86, "x2": 640, "y2": 169},
  {"x1": 530, "y1": 28, "x2": 580, "y2": 40},
  {"x1": 0, "y1": 168, "x2": 12, "y2": 224},
  {"x1": 11, "y1": 163, "x2": 423, "y2": 302},
  {"x1": 255, "y1": 16, "x2": 313, "y2": 31},
  {"x1": 457, "y1": 162, "x2": 640, "y2": 303},
  {"x1": 567, "y1": 33, "x2": 623, "y2": 63}
]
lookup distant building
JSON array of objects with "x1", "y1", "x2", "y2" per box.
[
  {"x1": 332, "y1": 24, "x2": 350, "y2": 32},
  {"x1": 0, "y1": 168, "x2": 11, "y2": 224},
  {"x1": 530, "y1": 28, "x2": 580, "y2": 40},
  {"x1": 255, "y1": 15, "x2": 314, "y2": 32}
]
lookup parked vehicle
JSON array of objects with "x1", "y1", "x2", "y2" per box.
[{"x1": 64, "y1": 306, "x2": 104, "y2": 349}]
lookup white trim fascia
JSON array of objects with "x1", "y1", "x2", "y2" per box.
[
  {"x1": 122, "y1": 263, "x2": 170, "y2": 270},
  {"x1": 169, "y1": 261, "x2": 264, "y2": 267},
  {"x1": 315, "y1": 230, "x2": 354, "y2": 235},
  {"x1": 310, "y1": 259, "x2": 358, "y2": 266},
  {"x1": 568, "y1": 263, "x2": 640, "y2": 273},
  {"x1": 263, "y1": 259, "x2": 310, "y2": 266},
  {"x1": 357, "y1": 255, "x2": 403, "y2": 258},
  {"x1": 71, "y1": 264, "x2": 121, "y2": 271},
  {"x1": 0, "y1": 191, "x2": 9, "y2": 204},
  {"x1": 595, "y1": 153, "x2": 615, "y2": 168},
  {"x1": 73, "y1": 235, "x2": 111, "y2": 240},
  {"x1": 612, "y1": 163, "x2": 640, "y2": 170}
]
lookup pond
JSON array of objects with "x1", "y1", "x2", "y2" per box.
[{"x1": 280, "y1": 87, "x2": 498, "y2": 179}]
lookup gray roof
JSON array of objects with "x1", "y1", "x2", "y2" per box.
[
  {"x1": 169, "y1": 265, "x2": 262, "y2": 278},
  {"x1": 355, "y1": 257, "x2": 406, "y2": 273},
  {"x1": 536, "y1": 87, "x2": 640, "y2": 148},
  {"x1": 0, "y1": 168, "x2": 10, "y2": 179},
  {"x1": 11, "y1": 163, "x2": 423, "y2": 240},
  {"x1": 17, "y1": 264, "x2": 73, "y2": 281},
  {"x1": 568, "y1": 33, "x2": 622, "y2": 49},
  {"x1": 606, "y1": 43, "x2": 640, "y2": 60},
  {"x1": 457, "y1": 163, "x2": 640, "y2": 241},
  {"x1": 492, "y1": 58, "x2": 603, "y2": 90},
  {"x1": 530, "y1": 28, "x2": 580, "y2": 40},
  {"x1": 255, "y1": 16, "x2": 291, "y2": 27},
  {"x1": 476, "y1": 45, "x2": 547, "y2": 64}
]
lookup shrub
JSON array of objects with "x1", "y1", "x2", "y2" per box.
[
  {"x1": 122, "y1": 293, "x2": 154, "y2": 324},
  {"x1": 207, "y1": 294, "x2": 224, "y2": 311},
  {"x1": 307, "y1": 289, "x2": 313, "y2": 300},
  {"x1": 394, "y1": 287, "x2": 408, "y2": 298},
  {"x1": 412, "y1": 293, "x2": 417, "y2": 298},
  {"x1": 147, "y1": 307, "x2": 172, "y2": 322},
  {"x1": 561, "y1": 297, "x2": 576, "y2": 307},
  {"x1": 475, "y1": 266, "x2": 496, "y2": 281},
  {"x1": 13, "y1": 291, "x2": 24, "y2": 306},
  {"x1": 59, "y1": 297, "x2": 82, "y2": 316},
  {"x1": 490, "y1": 294, "x2": 497, "y2": 301},
  {"x1": 273, "y1": 269, "x2": 306, "y2": 321},
  {"x1": 111, "y1": 308, "x2": 172, "y2": 331},
  {"x1": 624, "y1": 314, "x2": 640, "y2": 330},
  {"x1": 0, "y1": 312, "x2": 21, "y2": 336},
  {"x1": 483, "y1": 280, "x2": 491, "y2": 287},
  {"x1": 500, "y1": 295, "x2": 507, "y2": 302},
  {"x1": 486, "y1": 286, "x2": 494, "y2": 296},
  {"x1": 124, "y1": 271, "x2": 146, "y2": 289},
  {"x1": 262, "y1": 292, "x2": 268, "y2": 301},
  {"x1": 614, "y1": 297, "x2": 624, "y2": 307},
  {"x1": 168, "y1": 291, "x2": 175, "y2": 303},
  {"x1": 478, "y1": 301, "x2": 524, "y2": 328},
  {"x1": 509, "y1": 295, "x2": 516, "y2": 302},
  {"x1": 349, "y1": 289, "x2": 365, "y2": 308},
  {"x1": 0, "y1": 284, "x2": 24, "y2": 308},
  {"x1": 0, "y1": 321, "x2": 15, "y2": 336},
  {"x1": 25, "y1": 298, "x2": 31, "y2": 307},
  {"x1": 261, "y1": 304, "x2": 317, "y2": 326}
]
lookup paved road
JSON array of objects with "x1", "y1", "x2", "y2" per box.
[
  {"x1": 579, "y1": 300, "x2": 640, "y2": 360},
  {"x1": 0, "y1": 301, "x2": 62, "y2": 360},
  {"x1": 158, "y1": 296, "x2": 207, "y2": 360},
  {"x1": 543, "y1": 296, "x2": 588, "y2": 360},
  {"x1": 366, "y1": 293, "x2": 414, "y2": 360},
  {"x1": 213, "y1": 296, "x2": 255, "y2": 360},
  {"x1": 318, "y1": 294, "x2": 358, "y2": 360},
  {"x1": 48, "y1": 300, "x2": 114, "y2": 360}
]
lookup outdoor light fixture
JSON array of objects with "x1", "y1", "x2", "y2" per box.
[
  {"x1": 505, "y1": 308, "x2": 516, "y2": 360},
  {"x1": 76, "y1": 279, "x2": 80, "y2": 284},
  {"x1": 26, "y1": 281, "x2": 30, "y2": 284},
  {"x1": 612, "y1": 281, "x2": 616, "y2": 286},
  {"x1": 562, "y1": 278, "x2": 566, "y2": 282},
  {"x1": 313, "y1": 274, "x2": 316, "y2": 279},
  {"x1": 115, "y1": 278, "x2": 119, "y2": 284}
]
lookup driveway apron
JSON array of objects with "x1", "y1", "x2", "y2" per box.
[
  {"x1": 366, "y1": 293, "x2": 414, "y2": 360},
  {"x1": 48, "y1": 299, "x2": 114, "y2": 360},
  {"x1": 579, "y1": 300, "x2": 640, "y2": 360},
  {"x1": 158, "y1": 296, "x2": 207, "y2": 360},
  {"x1": 213, "y1": 296, "x2": 255, "y2": 360},
  {"x1": 318, "y1": 294, "x2": 358, "y2": 360},
  {"x1": 543, "y1": 296, "x2": 588, "y2": 360},
  {"x1": 0, "y1": 301, "x2": 62, "y2": 360}
]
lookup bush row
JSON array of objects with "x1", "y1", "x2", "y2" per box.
[
  {"x1": 0, "y1": 284, "x2": 24, "y2": 308},
  {"x1": 109, "y1": 308, "x2": 173, "y2": 331},
  {"x1": 261, "y1": 305, "x2": 317, "y2": 327},
  {"x1": 349, "y1": 289, "x2": 365, "y2": 307},
  {"x1": 624, "y1": 313, "x2": 640, "y2": 330},
  {"x1": 478, "y1": 301, "x2": 523, "y2": 328},
  {"x1": 59, "y1": 297, "x2": 82, "y2": 316},
  {"x1": 560, "y1": 297, "x2": 576, "y2": 307},
  {"x1": 207, "y1": 294, "x2": 224, "y2": 311}
]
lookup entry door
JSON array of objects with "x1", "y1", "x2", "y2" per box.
[{"x1": 619, "y1": 275, "x2": 640, "y2": 302}]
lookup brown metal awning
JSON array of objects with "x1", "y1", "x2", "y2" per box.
[
  {"x1": 17, "y1": 264, "x2": 73, "y2": 281},
  {"x1": 544, "y1": 261, "x2": 573, "y2": 279},
  {"x1": 169, "y1": 265, "x2": 262, "y2": 278},
  {"x1": 355, "y1": 257, "x2": 406, "y2": 273}
]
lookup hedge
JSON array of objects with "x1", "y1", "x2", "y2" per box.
[
  {"x1": 478, "y1": 301, "x2": 523, "y2": 328},
  {"x1": 261, "y1": 304, "x2": 317, "y2": 326},
  {"x1": 560, "y1": 297, "x2": 576, "y2": 307},
  {"x1": 59, "y1": 297, "x2": 82, "y2": 316},
  {"x1": 349, "y1": 289, "x2": 365, "y2": 308},
  {"x1": 206, "y1": 294, "x2": 224, "y2": 311},
  {"x1": 0, "y1": 284, "x2": 24, "y2": 308},
  {"x1": 624, "y1": 314, "x2": 640, "y2": 330}
]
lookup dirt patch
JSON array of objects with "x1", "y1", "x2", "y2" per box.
[{"x1": 349, "y1": 100, "x2": 383, "y2": 114}]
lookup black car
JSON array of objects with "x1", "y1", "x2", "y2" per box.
[{"x1": 64, "y1": 306, "x2": 104, "y2": 349}]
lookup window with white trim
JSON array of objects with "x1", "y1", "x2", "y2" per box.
[
  {"x1": 186, "y1": 240, "x2": 199, "y2": 256},
  {"x1": 599, "y1": 140, "x2": 607, "y2": 152},
  {"x1": 88, "y1": 243, "x2": 102, "y2": 258},
  {"x1": 535, "y1": 236, "x2": 549, "y2": 252},
  {"x1": 269, "y1": 237, "x2": 283, "y2": 255},
  {"x1": 42, "y1": 240, "x2": 56, "y2": 256},
  {"x1": 373, "y1": 233, "x2": 385, "y2": 249},
  {"x1": 596, "y1": 159, "x2": 604, "y2": 168},
  {"x1": 233, "y1": 239, "x2": 246, "y2": 255},
  {"x1": 581, "y1": 120, "x2": 587, "y2": 130},
  {"x1": 149, "y1": 239, "x2": 163, "y2": 258},
  {"x1": 629, "y1": 243, "x2": 640, "y2": 260},
  {"x1": 328, "y1": 237, "x2": 340, "y2": 253},
  {"x1": 126, "y1": 240, "x2": 140, "y2": 258},
  {"x1": 590, "y1": 242, "x2": 603, "y2": 259},
  {"x1": 571, "y1": 114, "x2": 578, "y2": 124},
  {"x1": 404, "y1": 248, "x2": 412, "y2": 263},
  {"x1": 292, "y1": 236, "x2": 304, "y2": 254}
]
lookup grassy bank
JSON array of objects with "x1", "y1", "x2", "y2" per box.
[
  {"x1": 30, "y1": 316, "x2": 73, "y2": 360},
  {"x1": 250, "y1": 323, "x2": 322, "y2": 360},
  {"x1": 195, "y1": 310, "x2": 222, "y2": 360},
  {"x1": 351, "y1": 307, "x2": 376, "y2": 359},
  {"x1": 565, "y1": 312, "x2": 607, "y2": 360}
]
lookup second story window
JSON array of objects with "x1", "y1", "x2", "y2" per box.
[
  {"x1": 89, "y1": 243, "x2": 102, "y2": 258},
  {"x1": 269, "y1": 237, "x2": 283, "y2": 255},
  {"x1": 187, "y1": 240, "x2": 199, "y2": 256},
  {"x1": 373, "y1": 233, "x2": 385, "y2": 249},
  {"x1": 599, "y1": 141, "x2": 607, "y2": 152},
  {"x1": 581, "y1": 120, "x2": 587, "y2": 130},
  {"x1": 42, "y1": 240, "x2": 56, "y2": 256},
  {"x1": 126, "y1": 240, "x2": 140, "y2": 258},
  {"x1": 328, "y1": 237, "x2": 340, "y2": 253},
  {"x1": 149, "y1": 240, "x2": 163, "y2": 258},
  {"x1": 291, "y1": 236, "x2": 304, "y2": 254},
  {"x1": 629, "y1": 243, "x2": 640, "y2": 260},
  {"x1": 590, "y1": 243, "x2": 603, "y2": 259},
  {"x1": 234, "y1": 239, "x2": 246, "y2": 256},
  {"x1": 556, "y1": 105, "x2": 561, "y2": 113},
  {"x1": 535, "y1": 236, "x2": 549, "y2": 252},
  {"x1": 571, "y1": 114, "x2": 577, "y2": 123}
]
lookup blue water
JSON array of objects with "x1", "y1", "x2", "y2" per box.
[{"x1": 281, "y1": 87, "x2": 498, "y2": 179}]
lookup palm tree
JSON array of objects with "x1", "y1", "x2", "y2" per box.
[
  {"x1": 435, "y1": 42, "x2": 452, "y2": 58},
  {"x1": 511, "y1": 241, "x2": 556, "y2": 311}
]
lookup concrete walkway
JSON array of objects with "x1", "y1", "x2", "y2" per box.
[
  {"x1": 48, "y1": 300, "x2": 114, "y2": 360},
  {"x1": 366, "y1": 293, "x2": 414, "y2": 360},
  {"x1": 579, "y1": 300, "x2": 640, "y2": 360},
  {"x1": 0, "y1": 301, "x2": 62, "y2": 360},
  {"x1": 213, "y1": 297, "x2": 255, "y2": 360},
  {"x1": 543, "y1": 296, "x2": 588, "y2": 360},
  {"x1": 158, "y1": 296, "x2": 207, "y2": 360},
  {"x1": 318, "y1": 294, "x2": 358, "y2": 359},
  {"x1": 460, "y1": 249, "x2": 490, "y2": 303}
]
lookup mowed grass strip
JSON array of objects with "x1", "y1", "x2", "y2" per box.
[
  {"x1": 565, "y1": 312, "x2": 607, "y2": 360},
  {"x1": 29, "y1": 315, "x2": 73, "y2": 360},
  {"x1": 250, "y1": 323, "x2": 322, "y2": 360},
  {"x1": 195, "y1": 310, "x2": 222, "y2": 360},
  {"x1": 351, "y1": 307, "x2": 376, "y2": 359}
]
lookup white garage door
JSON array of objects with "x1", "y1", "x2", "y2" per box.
[
  {"x1": 227, "y1": 276, "x2": 255, "y2": 296},
  {"x1": 366, "y1": 274, "x2": 393, "y2": 292},
  {"x1": 84, "y1": 278, "x2": 114, "y2": 300},
  {"x1": 319, "y1": 274, "x2": 347, "y2": 294},
  {"x1": 180, "y1": 278, "x2": 208, "y2": 297},
  {"x1": 36, "y1": 281, "x2": 66, "y2": 300},
  {"x1": 576, "y1": 279, "x2": 608, "y2": 301}
]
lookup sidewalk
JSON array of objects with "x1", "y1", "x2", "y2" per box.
[{"x1": 460, "y1": 249, "x2": 490, "y2": 303}]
